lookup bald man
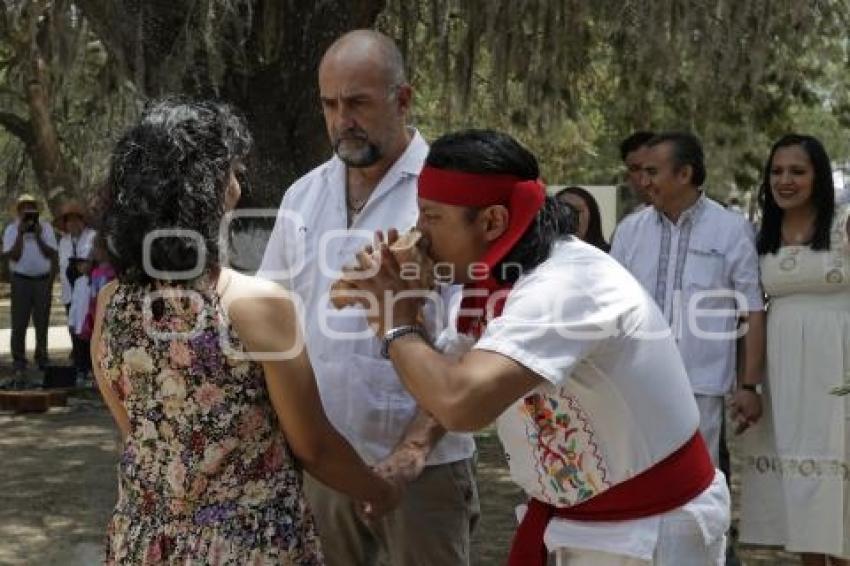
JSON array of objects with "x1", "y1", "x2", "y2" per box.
[{"x1": 259, "y1": 30, "x2": 478, "y2": 566}]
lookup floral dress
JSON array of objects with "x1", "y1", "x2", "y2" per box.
[{"x1": 100, "y1": 282, "x2": 322, "y2": 565}]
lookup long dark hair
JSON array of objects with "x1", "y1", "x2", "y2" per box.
[
  {"x1": 101, "y1": 99, "x2": 252, "y2": 285},
  {"x1": 555, "y1": 186, "x2": 610, "y2": 252},
  {"x1": 425, "y1": 129, "x2": 575, "y2": 285},
  {"x1": 756, "y1": 134, "x2": 835, "y2": 255}
]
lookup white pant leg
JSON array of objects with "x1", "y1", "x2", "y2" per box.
[
  {"x1": 552, "y1": 516, "x2": 725, "y2": 566},
  {"x1": 554, "y1": 548, "x2": 650, "y2": 566},
  {"x1": 694, "y1": 394, "x2": 723, "y2": 467},
  {"x1": 653, "y1": 508, "x2": 727, "y2": 566},
  {"x1": 552, "y1": 471, "x2": 729, "y2": 566}
]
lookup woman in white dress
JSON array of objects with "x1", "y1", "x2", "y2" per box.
[{"x1": 739, "y1": 134, "x2": 850, "y2": 566}]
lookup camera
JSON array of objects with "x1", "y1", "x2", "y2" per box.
[{"x1": 22, "y1": 211, "x2": 39, "y2": 232}]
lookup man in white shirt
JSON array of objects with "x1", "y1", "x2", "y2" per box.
[
  {"x1": 620, "y1": 131, "x2": 656, "y2": 213},
  {"x1": 2, "y1": 194, "x2": 58, "y2": 373},
  {"x1": 56, "y1": 199, "x2": 96, "y2": 376},
  {"x1": 610, "y1": 132, "x2": 766, "y2": 465},
  {"x1": 258, "y1": 30, "x2": 477, "y2": 566},
  {"x1": 342, "y1": 129, "x2": 730, "y2": 565}
]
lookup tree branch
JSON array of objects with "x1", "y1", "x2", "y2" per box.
[
  {"x1": 0, "y1": 86, "x2": 26, "y2": 103},
  {"x1": 0, "y1": 112, "x2": 33, "y2": 144}
]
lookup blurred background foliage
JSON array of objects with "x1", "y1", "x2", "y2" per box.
[{"x1": 0, "y1": 0, "x2": 848, "y2": 222}]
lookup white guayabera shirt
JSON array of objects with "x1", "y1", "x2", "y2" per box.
[
  {"x1": 611, "y1": 195, "x2": 764, "y2": 396},
  {"x1": 258, "y1": 130, "x2": 474, "y2": 466}
]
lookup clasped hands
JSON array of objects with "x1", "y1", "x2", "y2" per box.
[
  {"x1": 336, "y1": 229, "x2": 431, "y2": 337},
  {"x1": 728, "y1": 386, "x2": 763, "y2": 435},
  {"x1": 359, "y1": 442, "x2": 429, "y2": 522}
]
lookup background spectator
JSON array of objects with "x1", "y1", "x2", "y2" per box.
[
  {"x1": 556, "y1": 186, "x2": 610, "y2": 252},
  {"x1": 56, "y1": 199, "x2": 96, "y2": 377},
  {"x1": 1, "y1": 193, "x2": 57, "y2": 378},
  {"x1": 739, "y1": 134, "x2": 850, "y2": 565},
  {"x1": 610, "y1": 132, "x2": 765, "y2": 467},
  {"x1": 620, "y1": 130, "x2": 656, "y2": 213}
]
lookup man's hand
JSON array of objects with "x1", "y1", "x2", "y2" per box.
[
  {"x1": 373, "y1": 442, "x2": 429, "y2": 486},
  {"x1": 342, "y1": 229, "x2": 428, "y2": 337},
  {"x1": 728, "y1": 388, "x2": 762, "y2": 434},
  {"x1": 360, "y1": 408, "x2": 446, "y2": 521}
]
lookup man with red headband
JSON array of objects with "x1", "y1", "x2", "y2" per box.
[{"x1": 347, "y1": 129, "x2": 731, "y2": 565}]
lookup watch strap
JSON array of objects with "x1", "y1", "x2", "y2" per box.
[{"x1": 381, "y1": 325, "x2": 427, "y2": 358}]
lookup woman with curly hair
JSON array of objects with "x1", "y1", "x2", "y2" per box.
[
  {"x1": 93, "y1": 100, "x2": 398, "y2": 565},
  {"x1": 739, "y1": 134, "x2": 850, "y2": 566}
]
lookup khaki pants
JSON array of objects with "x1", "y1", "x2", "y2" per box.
[{"x1": 304, "y1": 458, "x2": 479, "y2": 566}]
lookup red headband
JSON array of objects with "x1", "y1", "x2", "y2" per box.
[{"x1": 418, "y1": 165, "x2": 546, "y2": 270}]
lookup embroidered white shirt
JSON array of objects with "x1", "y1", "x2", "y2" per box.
[
  {"x1": 610, "y1": 195, "x2": 764, "y2": 395},
  {"x1": 258, "y1": 131, "x2": 475, "y2": 466},
  {"x1": 473, "y1": 240, "x2": 727, "y2": 558}
]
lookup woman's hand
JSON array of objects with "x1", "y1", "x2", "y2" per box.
[
  {"x1": 729, "y1": 388, "x2": 762, "y2": 434},
  {"x1": 360, "y1": 474, "x2": 403, "y2": 521}
]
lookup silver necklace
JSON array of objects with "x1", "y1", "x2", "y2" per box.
[{"x1": 347, "y1": 196, "x2": 367, "y2": 215}]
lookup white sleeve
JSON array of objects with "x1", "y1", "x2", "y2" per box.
[
  {"x1": 728, "y1": 219, "x2": 764, "y2": 312},
  {"x1": 41, "y1": 222, "x2": 58, "y2": 250},
  {"x1": 58, "y1": 236, "x2": 69, "y2": 262},
  {"x1": 70, "y1": 277, "x2": 91, "y2": 333},
  {"x1": 609, "y1": 217, "x2": 632, "y2": 266},
  {"x1": 2, "y1": 223, "x2": 16, "y2": 253},
  {"x1": 257, "y1": 192, "x2": 295, "y2": 290},
  {"x1": 80, "y1": 229, "x2": 96, "y2": 258},
  {"x1": 474, "y1": 278, "x2": 614, "y2": 387}
]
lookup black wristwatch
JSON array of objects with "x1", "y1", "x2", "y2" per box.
[{"x1": 739, "y1": 383, "x2": 763, "y2": 395}]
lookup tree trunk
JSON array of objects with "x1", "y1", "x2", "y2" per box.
[
  {"x1": 26, "y1": 55, "x2": 78, "y2": 211},
  {"x1": 74, "y1": 0, "x2": 386, "y2": 208},
  {"x1": 0, "y1": 0, "x2": 80, "y2": 214}
]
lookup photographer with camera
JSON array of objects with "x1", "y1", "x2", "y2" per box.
[{"x1": 2, "y1": 194, "x2": 58, "y2": 375}]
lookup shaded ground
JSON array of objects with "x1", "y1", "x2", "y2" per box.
[
  {"x1": 0, "y1": 395, "x2": 118, "y2": 566},
  {"x1": 0, "y1": 398, "x2": 801, "y2": 566}
]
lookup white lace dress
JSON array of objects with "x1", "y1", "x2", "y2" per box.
[{"x1": 739, "y1": 205, "x2": 850, "y2": 557}]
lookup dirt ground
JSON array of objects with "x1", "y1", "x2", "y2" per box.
[
  {"x1": 0, "y1": 394, "x2": 118, "y2": 565},
  {"x1": 0, "y1": 390, "x2": 802, "y2": 566}
]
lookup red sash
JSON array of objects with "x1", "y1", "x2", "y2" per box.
[{"x1": 507, "y1": 432, "x2": 715, "y2": 566}]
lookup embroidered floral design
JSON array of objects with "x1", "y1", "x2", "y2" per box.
[{"x1": 521, "y1": 392, "x2": 610, "y2": 505}]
